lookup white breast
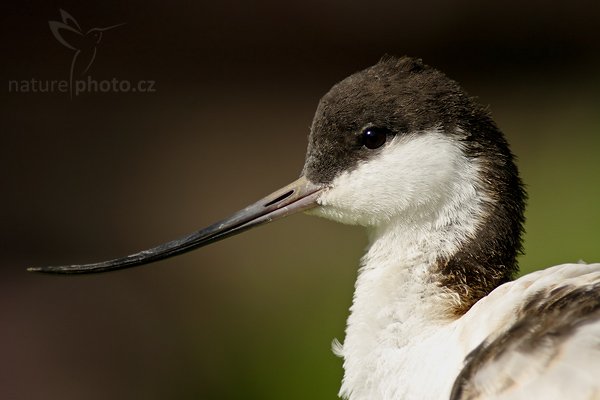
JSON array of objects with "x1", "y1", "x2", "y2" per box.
[{"x1": 336, "y1": 262, "x2": 600, "y2": 400}]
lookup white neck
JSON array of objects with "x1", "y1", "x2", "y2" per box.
[{"x1": 335, "y1": 159, "x2": 488, "y2": 400}]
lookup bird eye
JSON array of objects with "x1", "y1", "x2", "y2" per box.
[{"x1": 361, "y1": 127, "x2": 391, "y2": 149}]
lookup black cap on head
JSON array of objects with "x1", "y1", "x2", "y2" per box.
[{"x1": 302, "y1": 56, "x2": 501, "y2": 185}]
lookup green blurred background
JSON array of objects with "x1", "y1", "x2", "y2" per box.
[{"x1": 2, "y1": 1, "x2": 599, "y2": 399}]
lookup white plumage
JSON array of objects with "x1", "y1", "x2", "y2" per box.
[
  {"x1": 335, "y1": 260, "x2": 600, "y2": 399},
  {"x1": 454, "y1": 263, "x2": 600, "y2": 400},
  {"x1": 309, "y1": 127, "x2": 600, "y2": 399},
  {"x1": 310, "y1": 128, "x2": 600, "y2": 400}
]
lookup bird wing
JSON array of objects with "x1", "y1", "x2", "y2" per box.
[
  {"x1": 49, "y1": 21, "x2": 83, "y2": 51},
  {"x1": 451, "y1": 263, "x2": 600, "y2": 400},
  {"x1": 59, "y1": 9, "x2": 82, "y2": 31}
]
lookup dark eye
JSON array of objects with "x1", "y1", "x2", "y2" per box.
[{"x1": 361, "y1": 127, "x2": 391, "y2": 149}]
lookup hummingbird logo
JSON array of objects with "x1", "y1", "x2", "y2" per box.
[{"x1": 49, "y1": 9, "x2": 124, "y2": 96}]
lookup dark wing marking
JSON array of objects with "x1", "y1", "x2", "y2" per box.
[{"x1": 451, "y1": 281, "x2": 600, "y2": 400}]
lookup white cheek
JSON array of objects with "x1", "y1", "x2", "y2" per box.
[{"x1": 311, "y1": 129, "x2": 477, "y2": 226}]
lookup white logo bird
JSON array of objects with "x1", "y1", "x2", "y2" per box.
[{"x1": 49, "y1": 9, "x2": 124, "y2": 96}]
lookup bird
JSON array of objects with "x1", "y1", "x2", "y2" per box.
[
  {"x1": 30, "y1": 56, "x2": 600, "y2": 400},
  {"x1": 49, "y1": 9, "x2": 124, "y2": 95}
]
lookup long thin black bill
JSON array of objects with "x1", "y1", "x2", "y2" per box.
[{"x1": 28, "y1": 176, "x2": 323, "y2": 274}]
